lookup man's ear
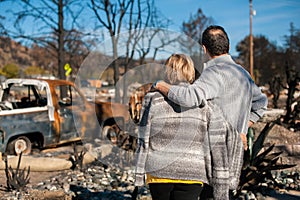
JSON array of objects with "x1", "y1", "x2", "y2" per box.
[
  {"x1": 203, "y1": 45, "x2": 214, "y2": 59},
  {"x1": 202, "y1": 45, "x2": 207, "y2": 54}
]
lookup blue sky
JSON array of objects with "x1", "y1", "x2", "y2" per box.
[
  {"x1": 1, "y1": 0, "x2": 299, "y2": 57},
  {"x1": 156, "y1": 0, "x2": 300, "y2": 56}
]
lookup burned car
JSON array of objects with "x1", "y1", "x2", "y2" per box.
[{"x1": 0, "y1": 78, "x2": 130, "y2": 155}]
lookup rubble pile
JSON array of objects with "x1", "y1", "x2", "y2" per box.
[
  {"x1": 1, "y1": 160, "x2": 151, "y2": 200},
  {"x1": 0, "y1": 142, "x2": 299, "y2": 199},
  {"x1": 238, "y1": 170, "x2": 300, "y2": 200}
]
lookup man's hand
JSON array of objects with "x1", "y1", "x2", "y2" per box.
[
  {"x1": 149, "y1": 80, "x2": 161, "y2": 92},
  {"x1": 240, "y1": 133, "x2": 248, "y2": 151},
  {"x1": 239, "y1": 121, "x2": 254, "y2": 151},
  {"x1": 248, "y1": 121, "x2": 254, "y2": 128},
  {"x1": 154, "y1": 81, "x2": 171, "y2": 96}
]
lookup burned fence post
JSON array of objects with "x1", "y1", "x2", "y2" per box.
[{"x1": 69, "y1": 142, "x2": 87, "y2": 171}]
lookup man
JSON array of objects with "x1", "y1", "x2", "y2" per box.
[
  {"x1": 154, "y1": 25, "x2": 267, "y2": 149},
  {"x1": 153, "y1": 25, "x2": 268, "y2": 197}
]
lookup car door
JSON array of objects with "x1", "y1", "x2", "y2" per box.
[{"x1": 55, "y1": 84, "x2": 85, "y2": 142}]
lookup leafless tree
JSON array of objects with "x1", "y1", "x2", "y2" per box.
[
  {"x1": 0, "y1": 0, "x2": 92, "y2": 81},
  {"x1": 0, "y1": 15, "x2": 6, "y2": 35},
  {"x1": 90, "y1": 0, "x2": 171, "y2": 102},
  {"x1": 181, "y1": 8, "x2": 214, "y2": 75},
  {"x1": 236, "y1": 35, "x2": 282, "y2": 85},
  {"x1": 182, "y1": 8, "x2": 213, "y2": 49},
  {"x1": 90, "y1": 0, "x2": 133, "y2": 101}
]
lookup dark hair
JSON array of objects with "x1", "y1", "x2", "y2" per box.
[{"x1": 201, "y1": 25, "x2": 230, "y2": 56}]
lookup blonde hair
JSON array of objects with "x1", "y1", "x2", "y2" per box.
[{"x1": 164, "y1": 54, "x2": 195, "y2": 84}]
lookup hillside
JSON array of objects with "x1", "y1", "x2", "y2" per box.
[{"x1": 0, "y1": 36, "x2": 33, "y2": 69}]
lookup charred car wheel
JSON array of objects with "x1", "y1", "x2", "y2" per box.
[{"x1": 7, "y1": 136, "x2": 32, "y2": 155}]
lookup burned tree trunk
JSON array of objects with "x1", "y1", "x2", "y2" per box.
[{"x1": 284, "y1": 62, "x2": 300, "y2": 124}]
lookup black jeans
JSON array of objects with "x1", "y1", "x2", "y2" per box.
[
  {"x1": 199, "y1": 184, "x2": 213, "y2": 200},
  {"x1": 200, "y1": 184, "x2": 233, "y2": 200},
  {"x1": 149, "y1": 183, "x2": 203, "y2": 200}
]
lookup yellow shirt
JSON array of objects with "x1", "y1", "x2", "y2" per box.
[{"x1": 146, "y1": 173, "x2": 203, "y2": 185}]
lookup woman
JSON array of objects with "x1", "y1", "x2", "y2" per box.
[{"x1": 135, "y1": 54, "x2": 232, "y2": 200}]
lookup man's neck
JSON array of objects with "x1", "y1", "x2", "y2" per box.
[
  {"x1": 205, "y1": 54, "x2": 230, "y2": 68},
  {"x1": 210, "y1": 53, "x2": 228, "y2": 59}
]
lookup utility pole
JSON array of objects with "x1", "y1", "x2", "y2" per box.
[{"x1": 249, "y1": 0, "x2": 254, "y2": 78}]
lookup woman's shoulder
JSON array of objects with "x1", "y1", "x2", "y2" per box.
[
  {"x1": 145, "y1": 91, "x2": 164, "y2": 99},
  {"x1": 143, "y1": 91, "x2": 165, "y2": 105}
]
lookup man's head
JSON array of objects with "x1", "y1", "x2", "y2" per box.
[{"x1": 201, "y1": 25, "x2": 230, "y2": 57}]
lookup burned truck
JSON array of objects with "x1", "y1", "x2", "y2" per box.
[{"x1": 0, "y1": 78, "x2": 130, "y2": 155}]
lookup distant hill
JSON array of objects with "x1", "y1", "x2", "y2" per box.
[
  {"x1": 0, "y1": 36, "x2": 33, "y2": 69},
  {"x1": 0, "y1": 36, "x2": 165, "y2": 82}
]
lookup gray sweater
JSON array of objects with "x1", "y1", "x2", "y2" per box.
[
  {"x1": 135, "y1": 91, "x2": 244, "y2": 200},
  {"x1": 168, "y1": 54, "x2": 268, "y2": 134}
]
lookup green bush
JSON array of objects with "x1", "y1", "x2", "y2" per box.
[{"x1": 0, "y1": 63, "x2": 20, "y2": 78}]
